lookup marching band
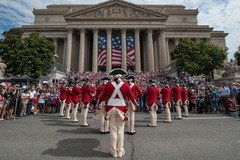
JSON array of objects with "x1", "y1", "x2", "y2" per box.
[{"x1": 55, "y1": 68, "x2": 199, "y2": 158}]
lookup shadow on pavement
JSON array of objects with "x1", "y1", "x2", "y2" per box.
[
  {"x1": 134, "y1": 124, "x2": 149, "y2": 128},
  {"x1": 57, "y1": 127, "x2": 99, "y2": 134},
  {"x1": 42, "y1": 138, "x2": 109, "y2": 158},
  {"x1": 38, "y1": 114, "x2": 82, "y2": 127}
]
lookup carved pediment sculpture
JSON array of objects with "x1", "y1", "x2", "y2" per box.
[
  {"x1": 78, "y1": 4, "x2": 157, "y2": 18},
  {"x1": 65, "y1": 0, "x2": 168, "y2": 20}
]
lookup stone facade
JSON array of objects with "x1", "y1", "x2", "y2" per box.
[{"x1": 22, "y1": 0, "x2": 228, "y2": 73}]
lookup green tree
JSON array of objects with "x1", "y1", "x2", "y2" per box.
[
  {"x1": 0, "y1": 28, "x2": 55, "y2": 78},
  {"x1": 234, "y1": 45, "x2": 240, "y2": 65},
  {"x1": 170, "y1": 38, "x2": 227, "y2": 78}
]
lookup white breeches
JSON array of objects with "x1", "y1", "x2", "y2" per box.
[
  {"x1": 164, "y1": 102, "x2": 171, "y2": 122},
  {"x1": 71, "y1": 103, "x2": 79, "y2": 121},
  {"x1": 80, "y1": 102, "x2": 90, "y2": 125},
  {"x1": 183, "y1": 100, "x2": 189, "y2": 116},
  {"x1": 127, "y1": 101, "x2": 136, "y2": 132},
  {"x1": 59, "y1": 99, "x2": 66, "y2": 116},
  {"x1": 174, "y1": 100, "x2": 182, "y2": 118},
  {"x1": 65, "y1": 103, "x2": 71, "y2": 118},
  {"x1": 108, "y1": 107, "x2": 125, "y2": 153},
  {"x1": 148, "y1": 103, "x2": 158, "y2": 126}
]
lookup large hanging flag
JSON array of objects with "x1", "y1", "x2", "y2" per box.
[
  {"x1": 98, "y1": 34, "x2": 135, "y2": 66},
  {"x1": 98, "y1": 35, "x2": 107, "y2": 66},
  {"x1": 112, "y1": 35, "x2": 122, "y2": 66},
  {"x1": 126, "y1": 35, "x2": 135, "y2": 66}
]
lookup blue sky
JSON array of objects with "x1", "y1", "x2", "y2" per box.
[{"x1": 0, "y1": 0, "x2": 239, "y2": 60}]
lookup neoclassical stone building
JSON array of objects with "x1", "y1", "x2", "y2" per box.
[{"x1": 22, "y1": 0, "x2": 228, "y2": 73}]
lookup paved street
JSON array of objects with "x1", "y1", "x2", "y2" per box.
[{"x1": 0, "y1": 112, "x2": 239, "y2": 160}]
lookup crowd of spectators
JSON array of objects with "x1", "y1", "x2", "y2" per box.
[{"x1": 0, "y1": 69, "x2": 239, "y2": 121}]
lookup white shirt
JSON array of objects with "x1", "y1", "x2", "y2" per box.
[{"x1": 29, "y1": 90, "x2": 36, "y2": 99}]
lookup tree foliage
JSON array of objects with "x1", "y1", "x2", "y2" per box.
[
  {"x1": 0, "y1": 28, "x2": 55, "y2": 78},
  {"x1": 234, "y1": 45, "x2": 240, "y2": 65},
  {"x1": 170, "y1": 38, "x2": 227, "y2": 78}
]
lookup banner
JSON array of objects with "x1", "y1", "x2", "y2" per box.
[{"x1": 98, "y1": 34, "x2": 135, "y2": 66}]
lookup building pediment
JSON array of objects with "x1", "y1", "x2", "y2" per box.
[{"x1": 65, "y1": 0, "x2": 168, "y2": 21}]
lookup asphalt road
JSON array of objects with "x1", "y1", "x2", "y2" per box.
[{"x1": 0, "y1": 112, "x2": 239, "y2": 160}]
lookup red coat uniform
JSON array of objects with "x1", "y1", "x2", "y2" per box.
[
  {"x1": 129, "y1": 83, "x2": 143, "y2": 99},
  {"x1": 160, "y1": 87, "x2": 171, "y2": 105},
  {"x1": 98, "y1": 81, "x2": 137, "y2": 113},
  {"x1": 66, "y1": 89, "x2": 73, "y2": 104},
  {"x1": 81, "y1": 85, "x2": 95, "y2": 105},
  {"x1": 181, "y1": 88, "x2": 188, "y2": 102},
  {"x1": 146, "y1": 85, "x2": 160, "y2": 107},
  {"x1": 59, "y1": 86, "x2": 67, "y2": 101},
  {"x1": 171, "y1": 86, "x2": 182, "y2": 102},
  {"x1": 72, "y1": 86, "x2": 82, "y2": 104},
  {"x1": 96, "y1": 84, "x2": 106, "y2": 100}
]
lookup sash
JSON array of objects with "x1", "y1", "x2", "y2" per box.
[{"x1": 107, "y1": 81, "x2": 125, "y2": 106}]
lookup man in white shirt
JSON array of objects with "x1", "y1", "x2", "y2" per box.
[
  {"x1": 28, "y1": 87, "x2": 36, "y2": 115},
  {"x1": 219, "y1": 83, "x2": 230, "y2": 113}
]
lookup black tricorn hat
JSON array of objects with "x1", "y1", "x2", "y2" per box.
[
  {"x1": 82, "y1": 78, "x2": 90, "y2": 82},
  {"x1": 110, "y1": 68, "x2": 127, "y2": 75},
  {"x1": 60, "y1": 81, "x2": 65, "y2": 84},
  {"x1": 126, "y1": 75, "x2": 136, "y2": 80},
  {"x1": 74, "y1": 77, "x2": 79, "y2": 83},
  {"x1": 149, "y1": 79, "x2": 155, "y2": 83},
  {"x1": 101, "y1": 76, "x2": 111, "y2": 81},
  {"x1": 70, "y1": 82, "x2": 75, "y2": 87}
]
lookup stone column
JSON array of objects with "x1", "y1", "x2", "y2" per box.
[
  {"x1": 63, "y1": 38, "x2": 67, "y2": 66},
  {"x1": 106, "y1": 28, "x2": 112, "y2": 72},
  {"x1": 175, "y1": 38, "x2": 179, "y2": 46},
  {"x1": 53, "y1": 38, "x2": 58, "y2": 55},
  {"x1": 143, "y1": 33, "x2": 147, "y2": 72},
  {"x1": 79, "y1": 28, "x2": 86, "y2": 72},
  {"x1": 121, "y1": 28, "x2": 127, "y2": 71},
  {"x1": 158, "y1": 29, "x2": 167, "y2": 68},
  {"x1": 66, "y1": 28, "x2": 73, "y2": 71},
  {"x1": 92, "y1": 29, "x2": 98, "y2": 72},
  {"x1": 147, "y1": 29, "x2": 154, "y2": 72},
  {"x1": 153, "y1": 39, "x2": 158, "y2": 70},
  {"x1": 165, "y1": 38, "x2": 170, "y2": 66},
  {"x1": 134, "y1": 28, "x2": 141, "y2": 72}
]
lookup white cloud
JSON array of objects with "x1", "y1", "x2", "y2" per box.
[{"x1": 0, "y1": 0, "x2": 239, "y2": 60}]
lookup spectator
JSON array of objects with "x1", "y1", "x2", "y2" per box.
[
  {"x1": 20, "y1": 89, "x2": 30, "y2": 117},
  {"x1": 227, "y1": 98, "x2": 238, "y2": 118},
  {"x1": 0, "y1": 82, "x2": 7, "y2": 120},
  {"x1": 0, "y1": 83, "x2": 11, "y2": 120},
  {"x1": 219, "y1": 83, "x2": 230, "y2": 113}
]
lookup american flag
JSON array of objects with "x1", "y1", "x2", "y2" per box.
[
  {"x1": 98, "y1": 35, "x2": 107, "y2": 66},
  {"x1": 126, "y1": 35, "x2": 135, "y2": 66},
  {"x1": 112, "y1": 35, "x2": 122, "y2": 66},
  {"x1": 98, "y1": 34, "x2": 135, "y2": 66}
]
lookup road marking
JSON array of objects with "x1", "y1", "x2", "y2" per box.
[{"x1": 184, "y1": 117, "x2": 233, "y2": 120}]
